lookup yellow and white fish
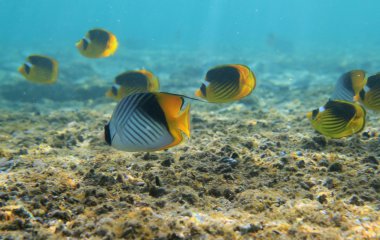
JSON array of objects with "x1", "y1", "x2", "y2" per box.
[
  {"x1": 76, "y1": 28, "x2": 118, "y2": 58},
  {"x1": 195, "y1": 64, "x2": 256, "y2": 103},
  {"x1": 307, "y1": 100, "x2": 366, "y2": 139},
  {"x1": 18, "y1": 55, "x2": 58, "y2": 84},
  {"x1": 105, "y1": 92, "x2": 190, "y2": 152},
  {"x1": 106, "y1": 69, "x2": 160, "y2": 101}
]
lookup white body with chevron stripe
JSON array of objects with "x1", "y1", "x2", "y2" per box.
[{"x1": 105, "y1": 92, "x2": 181, "y2": 152}]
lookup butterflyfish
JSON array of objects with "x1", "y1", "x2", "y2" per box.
[
  {"x1": 359, "y1": 73, "x2": 380, "y2": 111},
  {"x1": 18, "y1": 55, "x2": 58, "y2": 84},
  {"x1": 330, "y1": 70, "x2": 367, "y2": 102},
  {"x1": 76, "y1": 28, "x2": 118, "y2": 58},
  {"x1": 306, "y1": 100, "x2": 366, "y2": 139},
  {"x1": 106, "y1": 69, "x2": 160, "y2": 101},
  {"x1": 195, "y1": 64, "x2": 256, "y2": 103},
  {"x1": 104, "y1": 92, "x2": 190, "y2": 152}
]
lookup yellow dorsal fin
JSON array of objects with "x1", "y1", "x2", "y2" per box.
[
  {"x1": 153, "y1": 93, "x2": 191, "y2": 150},
  {"x1": 143, "y1": 69, "x2": 159, "y2": 91},
  {"x1": 155, "y1": 93, "x2": 183, "y2": 119},
  {"x1": 155, "y1": 92, "x2": 191, "y2": 137},
  {"x1": 156, "y1": 103, "x2": 191, "y2": 151}
]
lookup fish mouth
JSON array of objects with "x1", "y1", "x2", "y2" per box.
[
  {"x1": 75, "y1": 40, "x2": 81, "y2": 48},
  {"x1": 18, "y1": 66, "x2": 24, "y2": 74}
]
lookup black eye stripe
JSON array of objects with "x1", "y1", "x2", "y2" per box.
[
  {"x1": 24, "y1": 63, "x2": 31, "y2": 74},
  {"x1": 111, "y1": 86, "x2": 118, "y2": 96},
  {"x1": 82, "y1": 38, "x2": 89, "y2": 50}
]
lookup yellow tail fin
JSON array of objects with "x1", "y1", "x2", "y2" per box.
[
  {"x1": 177, "y1": 104, "x2": 191, "y2": 137},
  {"x1": 102, "y1": 34, "x2": 118, "y2": 57}
]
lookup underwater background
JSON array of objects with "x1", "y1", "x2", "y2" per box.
[{"x1": 1, "y1": 0, "x2": 380, "y2": 239}]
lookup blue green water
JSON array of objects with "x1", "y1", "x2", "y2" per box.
[
  {"x1": 1, "y1": 0, "x2": 380, "y2": 52},
  {"x1": 1, "y1": 0, "x2": 380, "y2": 106}
]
